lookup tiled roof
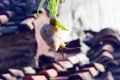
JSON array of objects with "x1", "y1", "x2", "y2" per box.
[{"x1": 0, "y1": 1, "x2": 120, "y2": 80}]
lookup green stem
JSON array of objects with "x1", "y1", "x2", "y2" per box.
[{"x1": 36, "y1": 0, "x2": 46, "y2": 18}]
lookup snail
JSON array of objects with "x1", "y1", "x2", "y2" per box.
[{"x1": 40, "y1": 17, "x2": 66, "y2": 51}]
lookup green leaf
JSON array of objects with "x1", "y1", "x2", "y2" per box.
[
  {"x1": 35, "y1": 0, "x2": 46, "y2": 18},
  {"x1": 61, "y1": 0, "x2": 65, "y2": 2},
  {"x1": 56, "y1": 19, "x2": 68, "y2": 31},
  {"x1": 35, "y1": 13, "x2": 39, "y2": 18},
  {"x1": 47, "y1": 0, "x2": 59, "y2": 17},
  {"x1": 47, "y1": 0, "x2": 67, "y2": 31}
]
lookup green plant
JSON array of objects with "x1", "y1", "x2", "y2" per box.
[{"x1": 35, "y1": 0, "x2": 68, "y2": 31}]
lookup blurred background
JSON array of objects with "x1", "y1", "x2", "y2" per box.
[{"x1": 57, "y1": 0, "x2": 120, "y2": 42}]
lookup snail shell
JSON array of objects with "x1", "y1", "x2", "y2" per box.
[{"x1": 40, "y1": 23, "x2": 62, "y2": 51}]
